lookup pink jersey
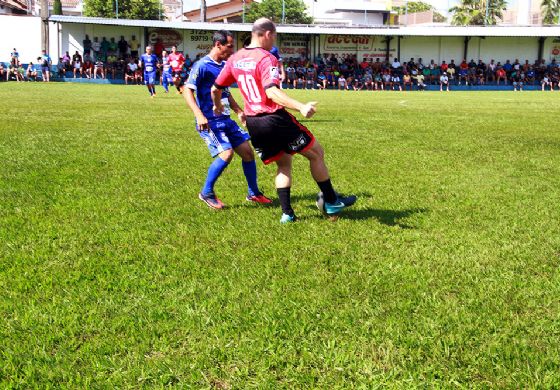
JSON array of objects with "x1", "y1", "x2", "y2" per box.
[
  {"x1": 168, "y1": 52, "x2": 185, "y2": 72},
  {"x1": 215, "y1": 47, "x2": 282, "y2": 116}
]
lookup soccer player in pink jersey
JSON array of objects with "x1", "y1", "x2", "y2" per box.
[{"x1": 212, "y1": 18, "x2": 356, "y2": 223}]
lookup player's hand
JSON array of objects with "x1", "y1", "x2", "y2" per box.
[
  {"x1": 237, "y1": 111, "x2": 246, "y2": 127},
  {"x1": 213, "y1": 103, "x2": 224, "y2": 116},
  {"x1": 196, "y1": 115, "x2": 209, "y2": 131},
  {"x1": 300, "y1": 101, "x2": 317, "y2": 119}
]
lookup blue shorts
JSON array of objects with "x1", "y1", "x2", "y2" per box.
[
  {"x1": 162, "y1": 73, "x2": 173, "y2": 84},
  {"x1": 144, "y1": 71, "x2": 156, "y2": 85},
  {"x1": 198, "y1": 117, "x2": 250, "y2": 157}
]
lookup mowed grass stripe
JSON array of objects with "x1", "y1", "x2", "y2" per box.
[{"x1": 1, "y1": 83, "x2": 559, "y2": 387}]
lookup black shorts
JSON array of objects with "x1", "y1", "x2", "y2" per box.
[{"x1": 245, "y1": 109, "x2": 315, "y2": 164}]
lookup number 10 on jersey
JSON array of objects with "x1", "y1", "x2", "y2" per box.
[{"x1": 238, "y1": 74, "x2": 262, "y2": 103}]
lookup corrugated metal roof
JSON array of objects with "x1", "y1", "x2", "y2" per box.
[{"x1": 48, "y1": 15, "x2": 560, "y2": 37}]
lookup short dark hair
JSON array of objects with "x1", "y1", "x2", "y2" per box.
[
  {"x1": 252, "y1": 18, "x2": 276, "y2": 36},
  {"x1": 212, "y1": 30, "x2": 233, "y2": 46}
]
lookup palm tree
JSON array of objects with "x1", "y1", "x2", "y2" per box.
[
  {"x1": 541, "y1": 0, "x2": 560, "y2": 24},
  {"x1": 449, "y1": 0, "x2": 507, "y2": 26}
]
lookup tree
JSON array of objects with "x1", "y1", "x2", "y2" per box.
[
  {"x1": 392, "y1": 1, "x2": 446, "y2": 23},
  {"x1": 245, "y1": 0, "x2": 313, "y2": 24},
  {"x1": 541, "y1": 0, "x2": 560, "y2": 24},
  {"x1": 84, "y1": 0, "x2": 161, "y2": 20},
  {"x1": 449, "y1": 0, "x2": 507, "y2": 26},
  {"x1": 53, "y1": 0, "x2": 63, "y2": 15}
]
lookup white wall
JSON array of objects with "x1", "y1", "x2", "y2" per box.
[{"x1": 0, "y1": 15, "x2": 42, "y2": 63}]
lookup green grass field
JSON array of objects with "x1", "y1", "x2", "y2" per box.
[{"x1": 1, "y1": 83, "x2": 560, "y2": 388}]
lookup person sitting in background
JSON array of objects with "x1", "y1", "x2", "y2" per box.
[
  {"x1": 124, "y1": 58, "x2": 136, "y2": 84},
  {"x1": 496, "y1": 66, "x2": 507, "y2": 85},
  {"x1": 503, "y1": 59, "x2": 513, "y2": 79},
  {"x1": 17, "y1": 63, "x2": 25, "y2": 81},
  {"x1": 94, "y1": 58, "x2": 105, "y2": 79},
  {"x1": 457, "y1": 67, "x2": 469, "y2": 85},
  {"x1": 61, "y1": 51, "x2": 71, "y2": 71},
  {"x1": 512, "y1": 72, "x2": 523, "y2": 91},
  {"x1": 551, "y1": 71, "x2": 560, "y2": 90},
  {"x1": 382, "y1": 71, "x2": 391, "y2": 90},
  {"x1": 82, "y1": 58, "x2": 93, "y2": 79},
  {"x1": 10, "y1": 48, "x2": 19, "y2": 66},
  {"x1": 415, "y1": 72, "x2": 426, "y2": 91},
  {"x1": 106, "y1": 53, "x2": 118, "y2": 79},
  {"x1": 446, "y1": 66, "x2": 455, "y2": 84},
  {"x1": 0, "y1": 63, "x2": 5, "y2": 81},
  {"x1": 26, "y1": 62, "x2": 38, "y2": 81},
  {"x1": 73, "y1": 56, "x2": 83, "y2": 78},
  {"x1": 541, "y1": 73, "x2": 553, "y2": 91},
  {"x1": 486, "y1": 59, "x2": 496, "y2": 84},
  {"x1": 6, "y1": 64, "x2": 19, "y2": 81},
  {"x1": 58, "y1": 58, "x2": 66, "y2": 78},
  {"x1": 526, "y1": 67, "x2": 536, "y2": 85},
  {"x1": 402, "y1": 72, "x2": 413, "y2": 91},
  {"x1": 440, "y1": 72, "x2": 449, "y2": 92},
  {"x1": 371, "y1": 72, "x2": 381, "y2": 90}
]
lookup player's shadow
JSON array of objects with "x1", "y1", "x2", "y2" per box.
[{"x1": 293, "y1": 192, "x2": 428, "y2": 229}]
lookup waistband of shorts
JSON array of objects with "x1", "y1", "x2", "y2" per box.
[{"x1": 247, "y1": 109, "x2": 285, "y2": 118}]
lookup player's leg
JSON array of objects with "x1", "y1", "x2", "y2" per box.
[
  {"x1": 233, "y1": 141, "x2": 272, "y2": 204},
  {"x1": 198, "y1": 123, "x2": 237, "y2": 209},
  {"x1": 275, "y1": 153, "x2": 296, "y2": 222},
  {"x1": 299, "y1": 140, "x2": 356, "y2": 217},
  {"x1": 162, "y1": 75, "x2": 168, "y2": 93}
]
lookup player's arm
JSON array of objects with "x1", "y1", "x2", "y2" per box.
[
  {"x1": 183, "y1": 88, "x2": 209, "y2": 131},
  {"x1": 227, "y1": 94, "x2": 246, "y2": 126},
  {"x1": 211, "y1": 62, "x2": 235, "y2": 115},
  {"x1": 265, "y1": 86, "x2": 317, "y2": 119}
]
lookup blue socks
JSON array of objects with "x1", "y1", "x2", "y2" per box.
[
  {"x1": 202, "y1": 157, "x2": 229, "y2": 195},
  {"x1": 242, "y1": 160, "x2": 259, "y2": 197}
]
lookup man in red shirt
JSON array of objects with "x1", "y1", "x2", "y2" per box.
[
  {"x1": 168, "y1": 45, "x2": 186, "y2": 92},
  {"x1": 212, "y1": 18, "x2": 356, "y2": 223}
]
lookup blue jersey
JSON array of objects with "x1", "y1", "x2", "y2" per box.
[
  {"x1": 140, "y1": 53, "x2": 158, "y2": 73},
  {"x1": 161, "y1": 56, "x2": 173, "y2": 75},
  {"x1": 186, "y1": 55, "x2": 231, "y2": 121}
]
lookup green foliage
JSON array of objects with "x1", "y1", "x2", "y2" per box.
[
  {"x1": 541, "y1": 0, "x2": 560, "y2": 24},
  {"x1": 53, "y1": 0, "x2": 63, "y2": 15},
  {"x1": 450, "y1": 0, "x2": 507, "y2": 25},
  {"x1": 392, "y1": 1, "x2": 447, "y2": 23},
  {"x1": 84, "y1": 0, "x2": 160, "y2": 20},
  {"x1": 246, "y1": 0, "x2": 313, "y2": 24},
  {"x1": 2, "y1": 84, "x2": 560, "y2": 387},
  {"x1": 393, "y1": 1, "x2": 433, "y2": 14}
]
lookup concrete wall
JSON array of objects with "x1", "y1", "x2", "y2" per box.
[{"x1": 2, "y1": 15, "x2": 558, "y2": 66}]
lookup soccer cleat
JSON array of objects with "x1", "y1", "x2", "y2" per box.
[
  {"x1": 280, "y1": 213, "x2": 297, "y2": 224},
  {"x1": 198, "y1": 192, "x2": 224, "y2": 210},
  {"x1": 324, "y1": 194, "x2": 358, "y2": 215},
  {"x1": 246, "y1": 193, "x2": 273, "y2": 204}
]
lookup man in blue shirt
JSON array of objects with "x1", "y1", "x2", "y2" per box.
[
  {"x1": 139, "y1": 46, "x2": 158, "y2": 97},
  {"x1": 160, "y1": 50, "x2": 174, "y2": 93},
  {"x1": 183, "y1": 30, "x2": 271, "y2": 209},
  {"x1": 40, "y1": 50, "x2": 51, "y2": 82}
]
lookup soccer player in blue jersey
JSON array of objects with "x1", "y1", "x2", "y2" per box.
[
  {"x1": 160, "y1": 50, "x2": 174, "y2": 93},
  {"x1": 183, "y1": 30, "x2": 272, "y2": 209},
  {"x1": 139, "y1": 46, "x2": 158, "y2": 97}
]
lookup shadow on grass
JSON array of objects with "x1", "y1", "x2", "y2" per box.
[
  {"x1": 295, "y1": 192, "x2": 428, "y2": 228},
  {"x1": 227, "y1": 192, "x2": 427, "y2": 228}
]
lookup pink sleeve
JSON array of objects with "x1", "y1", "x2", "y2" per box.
[
  {"x1": 258, "y1": 55, "x2": 281, "y2": 89},
  {"x1": 215, "y1": 59, "x2": 236, "y2": 88}
]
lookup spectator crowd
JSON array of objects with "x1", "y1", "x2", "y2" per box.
[
  {"x1": 3, "y1": 39, "x2": 560, "y2": 92},
  {"x1": 282, "y1": 53, "x2": 560, "y2": 92}
]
